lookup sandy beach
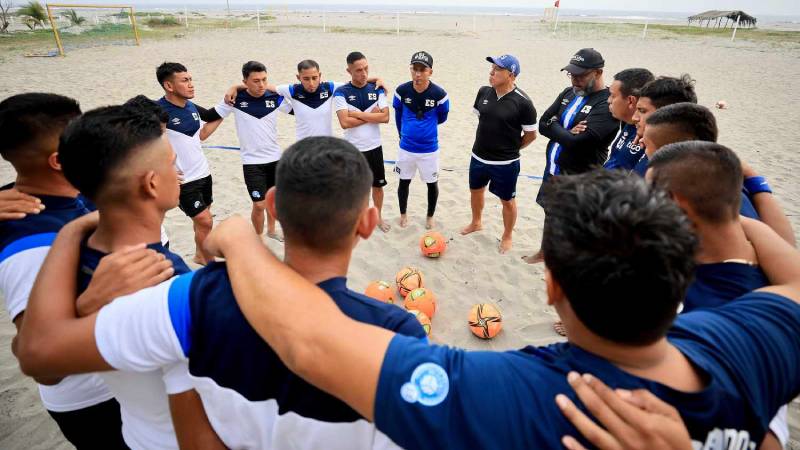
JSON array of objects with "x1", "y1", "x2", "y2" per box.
[{"x1": 1, "y1": 11, "x2": 799, "y2": 448}]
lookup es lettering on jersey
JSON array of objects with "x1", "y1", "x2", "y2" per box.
[
  {"x1": 214, "y1": 90, "x2": 292, "y2": 164},
  {"x1": 277, "y1": 81, "x2": 345, "y2": 140},
  {"x1": 333, "y1": 82, "x2": 388, "y2": 151},
  {"x1": 393, "y1": 81, "x2": 449, "y2": 153},
  {"x1": 158, "y1": 97, "x2": 210, "y2": 183}
]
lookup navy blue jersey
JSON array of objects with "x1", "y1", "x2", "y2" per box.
[
  {"x1": 684, "y1": 262, "x2": 768, "y2": 313},
  {"x1": 77, "y1": 241, "x2": 190, "y2": 294},
  {"x1": 392, "y1": 81, "x2": 449, "y2": 153},
  {"x1": 603, "y1": 123, "x2": 643, "y2": 170},
  {"x1": 169, "y1": 264, "x2": 426, "y2": 417},
  {"x1": 374, "y1": 291, "x2": 800, "y2": 449},
  {"x1": 157, "y1": 97, "x2": 201, "y2": 138}
]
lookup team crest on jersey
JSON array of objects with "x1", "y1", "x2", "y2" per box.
[
  {"x1": 193, "y1": 200, "x2": 201, "y2": 209},
  {"x1": 191, "y1": 112, "x2": 199, "y2": 121},
  {"x1": 400, "y1": 362, "x2": 449, "y2": 406},
  {"x1": 240, "y1": 102, "x2": 249, "y2": 108},
  {"x1": 580, "y1": 105, "x2": 593, "y2": 114},
  {"x1": 251, "y1": 190, "x2": 261, "y2": 199}
]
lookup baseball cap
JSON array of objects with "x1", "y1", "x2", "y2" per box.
[
  {"x1": 486, "y1": 54, "x2": 520, "y2": 77},
  {"x1": 561, "y1": 48, "x2": 605, "y2": 75},
  {"x1": 410, "y1": 51, "x2": 433, "y2": 68}
]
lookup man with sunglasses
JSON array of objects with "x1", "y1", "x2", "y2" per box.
[
  {"x1": 392, "y1": 51, "x2": 450, "y2": 230},
  {"x1": 525, "y1": 48, "x2": 619, "y2": 264}
]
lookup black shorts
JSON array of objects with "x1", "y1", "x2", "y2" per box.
[
  {"x1": 362, "y1": 146, "x2": 388, "y2": 188},
  {"x1": 179, "y1": 175, "x2": 213, "y2": 218},
  {"x1": 243, "y1": 162, "x2": 277, "y2": 202},
  {"x1": 469, "y1": 157, "x2": 520, "y2": 201},
  {"x1": 48, "y1": 398, "x2": 128, "y2": 449}
]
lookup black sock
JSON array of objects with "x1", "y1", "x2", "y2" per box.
[
  {"x1": 398, "y1": 179, "x2": 411, "y2": 214},
  {"x1": 426, "y1": 182, "x2": 439, "y2": 217}
]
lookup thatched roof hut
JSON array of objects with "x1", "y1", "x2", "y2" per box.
[{"x1": 688, "y1": 10, "x2": 757, "y2": 29}]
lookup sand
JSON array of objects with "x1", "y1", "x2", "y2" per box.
[{"x1": 1, "y1": 12, "x2": 799, "y2": 449}]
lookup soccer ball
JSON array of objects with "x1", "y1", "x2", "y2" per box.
[
  {"x1": 395, "y1": 266, "x2": 424, "y2": 297},
  {"x1": 468, "y1": 303, "x2": 503, "y2": 339},
  {"x1": 404, "y1": 287, "x2": 437, "y2": 319},
  {"x1": 420, "y1": 231, "x2": 447, "y2": 258},
  {"x1": 364, "y1": 280, "x2": 395, "y2": 304}
]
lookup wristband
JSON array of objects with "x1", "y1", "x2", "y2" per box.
[{"x1": 743, "y1": 176, "x2": 772, "y2": 195}]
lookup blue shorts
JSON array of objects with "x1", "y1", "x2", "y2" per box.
[{"x1": 469, "y1": 157, "x2": 520, "y2": 201}]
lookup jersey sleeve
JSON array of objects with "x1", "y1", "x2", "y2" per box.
[
  {"x1": 672, "y1": 292, "x2": 800, "y2": 425},
  {"x1": 94, "y1": 274, "x2": 191, "y2": 372},
  {"x1": 195, "y1": 104, "x2": 222, "y2": 123},
  {"x1": 333, "y1": 89, "x2": 348, "y2": 112},
  {"x1": 472, "y1": 88, "x2": 484, "y2": 117},
  {"x1": 392, "y1": 311, "x2": 428, "y2": 339},
  {"x1": 378, "y1": 90, "x2": 389, "y2": 110},
  {"x1": 277, "y1": 96, "x2": 292, "y2": 114},
  {"x1": 436, "y1": 91, "x2": 450, "y2": 125},
  {"x1": 393, "y1": 92, "x2": 403, "y2": 135},
  {"x1": 0, "y1": 243, "x2": 51, "y2": 321},
  {"x1": 521, "y1": 99, "x2": 538, "y2": 132},
  {"x1": 374, "y1": 334, "x2": 551, "y2": 450},
  {"x1": 276, "y1": 84, "x2": 292, "y2": 99},
  {"x1": 214, "y1": 98, "x2": 235, "y2": 118},
  {"x1": 162, "y1": 361, "x2": 194, "y2": 395},
  {"x1": 332, "y1": 81, "x2": 346, "y2": 91}
]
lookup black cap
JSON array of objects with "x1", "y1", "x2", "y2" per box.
[
  {"x1": 410, "y1": 51, "x2": 433, "y2": 68},
  {"x1": 561, "y1": 48, "x2": 604, "y2": 75}
]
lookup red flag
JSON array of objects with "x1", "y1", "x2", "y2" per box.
[{"x1": 554, "y1": 0, "x2": 560, "y2": 7}]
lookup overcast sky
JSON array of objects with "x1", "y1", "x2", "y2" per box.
[{"x1": 125, "y1": 1, "x2": 799, "y2": 16}]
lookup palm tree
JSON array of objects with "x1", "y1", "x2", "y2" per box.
[
  {"x1": 61, "y1": 9, "x2": 86, "y2": 26},
  {"x1": 17, "y1": 1, "x2": 46, "y2": 30}
]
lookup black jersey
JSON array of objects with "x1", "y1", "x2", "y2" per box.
[{"x1": 471, "y1": 86, "x2": 537, "y2": 162}]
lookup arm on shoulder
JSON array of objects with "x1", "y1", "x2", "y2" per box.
[{"x1": 742, "y1": 217, "x2": 800, "y2": 303}]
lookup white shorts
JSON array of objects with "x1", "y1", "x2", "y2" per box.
[
  {"x1": 395, "y1": 149, "x2": 439, "y2": 183},
  {"x1": 768, "y1": 405, "x2": 789, "y2": 448}
]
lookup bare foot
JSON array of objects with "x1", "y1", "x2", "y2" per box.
[
  {"x1": 460, "y1": 222, "x2": 482, "y2": 235},
  {"x1": 192, "y1": 254, "x2": 209, "y2": 266},
  {"x1": 553, "y1": 320, "x2": 567, "y2": 337},
  {"x1": 522, "y1": 249, "x2": 544, "y2": 264},
  {"x1": 499, "y1": 237, "x2": 512, "y2": 254},
  {"x1": 378, "y1": 220, "x2": 391, "y2": 233},
  {"x1": 425, "y1": 217, "x2": 435, "y2": 230},
  {"x1": 267, "y1": 231, "x2": 284, "y2": 242},
  {"x1": 399, "y1": 214, "x2": 408, "y2": 228}
]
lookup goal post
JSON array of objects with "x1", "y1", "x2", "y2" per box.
[{"x1": 45, "y1": 3, "x2": 140, "y2": 56}]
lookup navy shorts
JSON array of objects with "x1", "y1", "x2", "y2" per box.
[
  {"x1": 179, "y1": 175, "x2": 213, "y2": 218},
  {"x1": 243, "y1": 162, "x2": 277, "y2": 202},
  {"x1": 468, "y1": 157, "x2": 520, "y2": 201}
]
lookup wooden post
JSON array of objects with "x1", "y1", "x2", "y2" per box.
[
  {"x1": 731, "y1": 14, "x2": 740, "y2": 42},
  {"x1": 184, "y1": 6, "x2": 188, "y2": 29},
  {"x1": 45, "y1": 4, "x2": 65, "y2": 56},
  {"x1": 553, "y1": 7, "x2": 560, "y2": 33},
  {"x1": 323, "y1": 10, "x2": 326, "y2": 33},
  {"x1": 396, "y1": 11, "x2": 399, "y2": 36},
  {"x1": 642, "y1": 19, "x2": 648, "y2": 39},
  {"x1": 472, "y1": 14, "x2": 476, "y2": 33},
  {"x1": 129, "y1": 7, "x2": 140, "y2": 45},
  {"x1": 256, "y1": 6, "x2": 260, "y2": 30}
]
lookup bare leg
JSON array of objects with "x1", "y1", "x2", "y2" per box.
[
  {"x1": 373, "y1": 187, "x2": 390, "y2": 232},
  {"x1": 522, "y1": 248, "x2": 544, "y2": 264},
  {"x1": 251, "y1": 200, "x2": 266, "y2": 235},
  {"x1": 461, "y1": 188, "x2": 485, "y2": 235},
  {"x1": 499, "y1": 198, "x2": 516, "y2": 254},
  {"x1": 191, "y1": 208, "x2": 213, "y2": 265}
]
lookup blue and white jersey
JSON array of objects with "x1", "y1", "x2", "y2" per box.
[
  {"x1": 603, "y1": 123, "x2": 642, "y2": 170},
  {"x1": 94, "y1": 263, "x2": 426, "y2": 449},
  {"x1": 81, "y1": 242, "x2": 192, "y2": 450},
  {"x1": 392, "y1": 81, "x2": 449, "y2": 154},
  {"x1": 277, "y1": 81, "x2": 345, "y2": 140},
  {"x1": 374, "y1": 291, "x2": 800, "y2": 450},
  {"x1": 0, "y1": 194, "x2": 113, "y2": 413},
  {"x1": 334, "y1": 82, "x2": 388, "y2": 151},
  {"x1": 684, "y1": 262, "x2": 768, "y2": 313},
  {"x1": 631, "y1": 153, "x2": 649, "y2": 177},
  {"x1": 214, "y1": 90, "x2": 292, "y2": 165},
  {"x1": 158, "y1": 97, "x2": 210, "y2": 183}
]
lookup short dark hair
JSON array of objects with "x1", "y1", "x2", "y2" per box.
[
  {"x1": 124, "y1": 95, "x2": 168, "y2": 125},
  {"x1": 648, "y1": 141, "x2": 742, "y2": 224},
  {"x1": 0, "y1": 93, "x2": 81, "y2": 161},
  {"x1": 541, "y1": 170, "x2": 696, "y2": 345},
  {"x1": 156, "y1": 62, "x2": 188, "y2": 87},
  {"x1": 645, "y1": 103, "x2": 718, "y2": 143},
  {"x1": 346, "y1": 51, "x2": 366, "y2": 65},
  {"x1": 613, "y1": 68, "x2": 655, "y2": 97},
  {"x1": 639, "y1": 74, "x2": 697, "y2": 108},
  {"x1": 242, "y1": 60, "x2": 267, "y2": 79},
  {"x1": 276, "y1": 137, "x2": 372, "y2": 253},
  {"x1": 59, "y1": 105, "x2": 163, "y2": 201},
  {"x1": 297, "y1": 59, "x2": 320, "y2": 73}
]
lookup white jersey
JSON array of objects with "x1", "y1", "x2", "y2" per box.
[
  {"x1": 93, "y1": 268, "x2": 406, "y2": 450},
  {"x1": 333, "y1": 82, "x2": 388, "y2": 151},
  {"x1": 0, "y1": 196, "x2": 113, "y2": 413},
  {"x1": 276, "y1": 81, "x2": 345, "y2": 140},
  {"x1": 158, "y1": 97, "x2": 210, "y2": 183},
  {"x1": 214, "y1": 90, "x2": 292, "y2": 165}
]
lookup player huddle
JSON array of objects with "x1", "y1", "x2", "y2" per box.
[{"x1": 0, "y1": 46, "x2": 799, "y2": 450}]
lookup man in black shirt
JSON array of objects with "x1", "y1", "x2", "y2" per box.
[
  {"x1": 461, "y1": 54, "x2": 537, "y2": 254},
  {"x1": 524, "y1": 48, "x2": 619, "y2": 264}
]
